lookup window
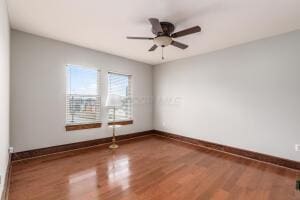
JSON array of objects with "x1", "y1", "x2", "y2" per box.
[
  {"x1": 107, "y1": 72, "x2": 132, "y2": 122},
  {"x1": 66, "y1": 65, "x2": 101, "y2": 128}
]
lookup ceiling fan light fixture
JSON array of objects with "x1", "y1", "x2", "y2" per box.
[{"x1": 153, "y1": 36, "x2": 172, "y2": 47}]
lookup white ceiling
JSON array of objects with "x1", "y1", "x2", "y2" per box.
[{"x1": 7, "y1": 0, "x2": 300, "y2": 65}]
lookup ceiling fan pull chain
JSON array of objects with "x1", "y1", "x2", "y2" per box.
[{"x1": 162, "y1": 47, "x2": 164, "y2": 60}]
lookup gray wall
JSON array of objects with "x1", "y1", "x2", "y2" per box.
[
  {"x1": 0, "y1": 0, "x2": 10, "y2": 195},
  {"x1": 154, "y1": 30, "x2": 300, "y2": 161},
  {"x1": 10, "y1": 30, "x2": 153, "y2": 152}
]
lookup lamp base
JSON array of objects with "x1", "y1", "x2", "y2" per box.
[{"x1": 109, "y1": 143, "x2": 119, "y2": 149}]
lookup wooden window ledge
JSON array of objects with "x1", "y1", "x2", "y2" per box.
[
  {"x1": 65, "y1": 123, "x2": 102, "y2": 131},
  {"x1": 108, "y1": 120, "x2": 133, "y2": 126}
]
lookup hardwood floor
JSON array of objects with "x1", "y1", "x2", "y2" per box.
[{"x1": 9, "y1": 135, "x2": 300, "y2": 200}]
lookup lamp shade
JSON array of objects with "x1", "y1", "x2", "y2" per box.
[{"x1": 105, "y1": 94, "x2": 123, "y2": 107}]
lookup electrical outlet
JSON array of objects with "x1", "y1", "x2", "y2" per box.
[
  {"x1": 8, "y1": 147, "x2": 14, "y2": 153},
  {"x1": 295, "y1": 144, "x2": 300, "y2": 152}
]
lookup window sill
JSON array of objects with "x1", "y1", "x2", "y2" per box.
[
  {"x1": 108, "y1": 120, "x2": 133, "y2": 126},
  {"x1": 65, "y1": 123, "x2": 102, "y2": 131}
]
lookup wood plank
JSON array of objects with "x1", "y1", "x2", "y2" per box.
[
  {"x1": 65, "y1": 123, "x2": 102, "y2": 131},
  {"x1": 9, "y1": 136, "x2": 300, "y2": 200},
  {"x1": 108, "y1": 120, "x2": 133, "y2": 126}
]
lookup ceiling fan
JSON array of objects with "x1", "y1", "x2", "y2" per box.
[{"x1": 127, "y1": 18, "x2": 201, "y2": 59}]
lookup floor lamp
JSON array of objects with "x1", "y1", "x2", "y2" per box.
[{"x1": 105, "y1": 94, "x2": 122, "y2": 149}]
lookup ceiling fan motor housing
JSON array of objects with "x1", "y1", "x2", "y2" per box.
[{"x1": 152, "y1": 22, "x2": 175, "y2": 35}]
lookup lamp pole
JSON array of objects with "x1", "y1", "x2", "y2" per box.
[{"x1": 109, "y1": 106, "x2": 119, "y2": 149}]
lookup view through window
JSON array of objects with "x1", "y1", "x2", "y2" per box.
[
  {"x1": 66, "y1": 65, "x2": 100, "y2": 125},
  {"x1": 108, "y1": 72, "x2": 132, "y2": 121}
]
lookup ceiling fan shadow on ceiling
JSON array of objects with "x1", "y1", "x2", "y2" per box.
[{"x1": 127, "y1": 18, "x2": 201, "y2": 60}]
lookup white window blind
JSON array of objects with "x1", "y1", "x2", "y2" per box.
[
  {"x1": 66, "y1": 65, "x2": 101, "y2": 125},
  {"x1": 108, "y1": 72, "x2": 132, "y2": 121}
]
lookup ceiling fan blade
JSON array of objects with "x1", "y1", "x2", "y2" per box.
[
  {"x1": 171, "y1": 40, "x2": 188, "y2": 49},
  {"x1": 149, "y1": 18, "x2": 163, "y2": 34},
  {"x1": 148, "y1": 44, "x2": 158, "y2": 51},
  {"x1": 171, "y1": 26, "x2": 201, "y2": 38},
  {"x1": 126, "y1": 36, "x2": 153, "y2": 40}
]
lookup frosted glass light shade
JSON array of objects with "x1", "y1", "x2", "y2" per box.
[
  {"x1": 105, "y1": 94, "x2": 123, "y2": 107},
  {"x1": 154, "y1": 36, "x2": 172, "y2": 46}
]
